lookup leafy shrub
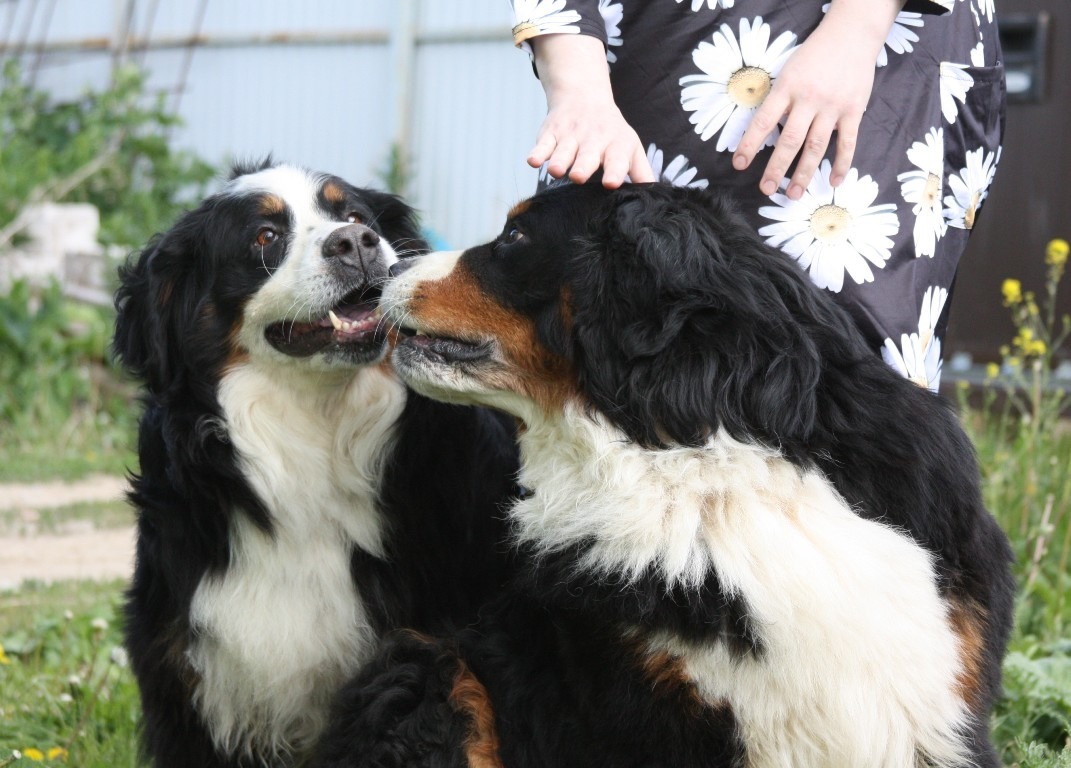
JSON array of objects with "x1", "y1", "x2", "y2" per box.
[
  {"x1": 0, "y1": 59, "x2": 216, "y2": 248},
  {"x1": 960, "y1": 238, "x2": 1071, "y2": 765},
  {"x1": 0, "y1": 280, "x2": 135, "y2": 481}
]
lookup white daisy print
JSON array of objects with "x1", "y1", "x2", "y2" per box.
[
  {"x1": 599, "y1": 0, "x2": 623, "y2": 63},
  {"x1": 679, "y1": 17, "x2": 799, "y2": 152},
  {"x1": 939, "y1": 62, "x2": 974, "y2": 124},
  {"x1": 646, "y1": 144, "x2": 709, "y2": 189},
  {"x1": 821, "y1": 5, "x2": 923, "y2": 68},
  {"x1": 676, "y1": 0, "x2": 736, "y2": 10},
  {"x1": 758, "y1": 160, "x2": 900, "y2": 293},
  {"x1": 975, "y1": 0, "x2": 995, "y2": 23},
  {"x1": 944, "y1": 146, "x2": 1000, "y2": 230},
  {"x1": 511, "y1": 0, "x2": 582, "y2": 46},
  {"x1": 879, "y1": 12, "x2": 924, "y2": 67},
  {"x1": 881, "y1": 286, "x2": 948, "y2": 391},
  {"x1": 897, "y1": 127, "x2": 947, "y2": 258},
  {"x1": 970, "y1": 41, "x2": 985, "y2": 67}
]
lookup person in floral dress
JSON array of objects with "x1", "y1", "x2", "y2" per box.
[{"x1": 511, "y1": 0, "x2": 1005, "y2": 391}]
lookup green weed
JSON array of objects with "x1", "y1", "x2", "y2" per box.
[{"x1": 0, "y1": 581, "x2": 139, "y2": 767}]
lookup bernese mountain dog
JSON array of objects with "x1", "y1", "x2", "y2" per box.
[
  {"x1": 112, "y1": 161, "x2": 519, "y2": 768},
  {"x1": 315, "y1": 181, "x2": 1015, "y2": 768}
]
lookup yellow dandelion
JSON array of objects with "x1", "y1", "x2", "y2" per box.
[
  {"x1": 1001, "y1": 278, "x2": 1022, "y2": 305},
  {"x1": 47, "y1": 747, "x2": 68, "y2": 761},
  {"x1": 1008, "y1": 356, "x2": 1021, "y2": 369},
  {"x1": 986, "y1": 362, "x2": 1000, "y2": 380},
  {"x1": 1030, "y1": 340, "x2": 1047, "y2": 356},
  {"x1": 23, "y1": 748, "x2": 44, "y2": 761},
  {"x1": 0, "y1": 643, "x2": 10, "y2": 665},
  {"x1": 1046, "y1": 238, "x2": 1069, "y2": 267}
]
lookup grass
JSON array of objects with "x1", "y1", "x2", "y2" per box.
[
  {"x1": 0, "y1": 501, "x2": 131, "y2": 538},
  {"x1": 0, "y1": 581, "x2": 139, "y2": 767},
  {"x1": 0, "y1": 412, "x2": 135, "y2": 485}
]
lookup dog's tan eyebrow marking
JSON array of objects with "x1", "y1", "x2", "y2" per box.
[
  {"x1": 507, "y1": 198, "x2": 532, "y2": 221},
  {"x1": 257, "y1": 194, "x2": 286, "y2": 216},
  {"x1": 322, "y1": 182, "x2": 346, "y2": 204}
]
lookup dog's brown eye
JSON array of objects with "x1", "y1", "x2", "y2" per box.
[
  {"x1": 345, "y1": 212, "x2": 362, "y2": 224},
  {"x1": 507, "y1": 228, "x2": 524, "y2": 243},
  {"x1": 255, "y1": 228, "x2": 278, "y2": 247}
]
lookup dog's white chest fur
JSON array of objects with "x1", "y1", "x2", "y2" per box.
[
  {"x1": 514, "y1": 409, "x2": 971, "y2": 768},
  {"x1": 187, "y1": 364, "x2": 405, "y2": 760}
]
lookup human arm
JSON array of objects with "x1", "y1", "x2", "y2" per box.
[
  {"x1": 527, "y1": 34, "x2": 655, "y2": 188},
  {"x1": 732, "y1": 0, "x2": 908, "y2": 200}
]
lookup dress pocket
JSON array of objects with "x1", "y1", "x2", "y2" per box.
[{"x1": 939, "y1": 62, "x2": 1005, "y2": 230}]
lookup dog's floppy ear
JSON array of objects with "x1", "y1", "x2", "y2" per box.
[
  {"x1": 113, "y1": 220, "x2": 210, "y2": 397},
  {"x1": 569, "y1": 184, "x2": 827, "y2": 448},
  {"x1": 360, "y1": 188, "x2": 428, "y2": 257}
]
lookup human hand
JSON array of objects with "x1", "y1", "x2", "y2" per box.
[
  {"x1": 732, "y1": 2, "x2": 898, "y2": 200},
  {"x1": 529, "y1": 34, "x2": 655, "y2": 189}
]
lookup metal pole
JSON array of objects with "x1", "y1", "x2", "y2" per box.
[{"x1": 389, "y1": 0, "x2": 418, "y2": 196}]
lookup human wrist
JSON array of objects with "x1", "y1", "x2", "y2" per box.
[
  {"x1": 821, "y1": 0, "x2": 907, "y2": 56},
  {"x1": 532, "y1": 34, "x2": 613, "y2": 104}
]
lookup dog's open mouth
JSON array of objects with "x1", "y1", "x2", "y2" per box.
[
  {"x1": 264, "y1": 288, "x2": 385, "y2": 358},
  {"x1": 396, "y1": 325, "x2": 491, "y2": 364}
]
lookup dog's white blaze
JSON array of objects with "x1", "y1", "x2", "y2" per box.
[
  {"x1": 188, "y1": 362, "x2": 405, "y2": 759},
  {"x1": 228, "y1": 165, "x2": 399, "y2": 369},
  {"x1": 383, "y1": 250, "x2": 462, "y2": 310},
  {"x1": 514, "y1": 406, "x2": 971, "y2": 768}
]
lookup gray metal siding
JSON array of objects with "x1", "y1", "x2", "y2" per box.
[{"x1": 5, "y1": 0, "x2": 545, "y2": 248}]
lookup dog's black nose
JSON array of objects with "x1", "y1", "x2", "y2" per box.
[
  {"x1": 389, "y1": 259, "x2": 416, "y2": 278},
  {"x1": 322, "y1": 224, "x2": 380, "y2": 261}
]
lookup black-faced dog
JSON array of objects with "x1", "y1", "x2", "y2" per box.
[
  {"x1": 113, "y1": 161, "x2": 518, "y2": 768},
  {"x1": 316, "y1": 182, "x2": 1015, "y2": 768}
]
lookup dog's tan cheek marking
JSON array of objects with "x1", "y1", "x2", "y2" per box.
[
  {"x1": 216, "y1": 304, "x2": 249, "y2": 371},
  {"x1": 449, "y1": 661, "x2": 505, "y2": 768},
  {"x1": 411, "y1": 262, "x2": 579, "y2": 412},
  {"x1": 949, "y1": 596, "x2": 987, "y2": 713}
]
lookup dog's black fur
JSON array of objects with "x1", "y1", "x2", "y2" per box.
[
  {"x1": 315, "y1": 182, "x2": 1015, "y2": 768},
  {"x1": 114, "y1": 161, "x2": 518, "y2": 768}
]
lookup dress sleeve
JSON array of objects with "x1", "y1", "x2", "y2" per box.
[
  {"x1": 510, "y1": 0, "x2": 607, "y2": 56},
  {"x1": 902, "y1": 0, "x2": 954, "y2": 14}
]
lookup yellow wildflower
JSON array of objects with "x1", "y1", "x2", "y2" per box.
[
  {"x1": 0, "y1": 643, "x2": 10, "y2": 665},
  {"x1": 1030, "y1": 340, "x2": 1047, "y2": 356},
  {"x1": 22, "y1": 748, "x2": 44, "y2": 761},
  {"x1": 1001, "y1": 278, "x2": 1022, "y2": 305},
  {"x1": 985, "y1": 362, "x2": 1000, "y2": 380},
  {"x1": 47, "y1": 747, "x2": 68, "y2": 761},
  {"x1": 1046, "y1": 238, "x2": 1069, "y2": 267}
]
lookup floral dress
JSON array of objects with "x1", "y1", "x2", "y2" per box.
[{"x1": 511, "y1": 0, "x2": 1005, "y2": 391}]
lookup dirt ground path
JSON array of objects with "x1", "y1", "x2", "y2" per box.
[{"x1": 0, "y1": 475, "x2": 134, "y2": 589}]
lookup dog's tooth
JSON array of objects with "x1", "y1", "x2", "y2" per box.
[{"x1": 328, "y1": 310, "x2": 343, "y2": 331}]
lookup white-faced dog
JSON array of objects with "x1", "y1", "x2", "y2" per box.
[{"x1": 113, "y1": 161, "x2": 518, "y2": 768}]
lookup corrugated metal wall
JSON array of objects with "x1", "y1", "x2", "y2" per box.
[{"x1": 3, "y1": 0, "x2": 547, "y2": 248}]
